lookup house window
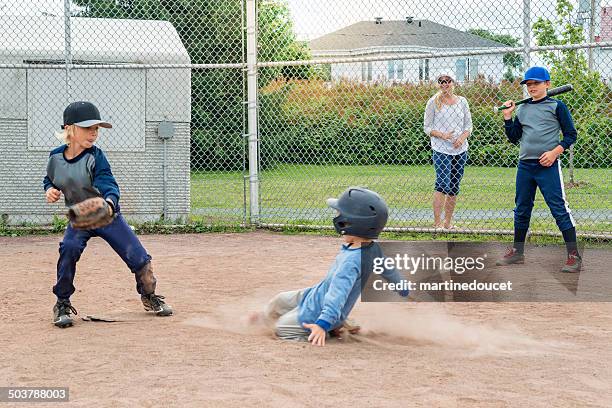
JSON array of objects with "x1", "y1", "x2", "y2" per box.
[
  {"x1": 419, "y1": 59, "x2": 430, "y2": 81},
  {"x1": 387, "y1": 60, "x2": 404, "y2": 80},
  {"x1": 455, "y1": 59, "x2": 467, "y2": 81},
  {"x1": 468, "y1": 58, "x2": 479, "y2": 80}
]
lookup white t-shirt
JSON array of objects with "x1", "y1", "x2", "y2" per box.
[{"x1": 423, "y1": 95, "x2": 473, "y2": 155}]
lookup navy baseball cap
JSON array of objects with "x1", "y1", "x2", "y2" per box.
[
  {"x1": 62, "y1": 101, "x2": 112, "y2": 129},
  {"x1": 520, "y1": 66, "x2": 551, "y2": 85}
]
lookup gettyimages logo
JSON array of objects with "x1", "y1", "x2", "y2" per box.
[
  {"x1": 361, "y1": 241, "x2": 607, "y2": 302},
  {"x1": 372, "y1": 253, "x2": 486, "y2": 275}
]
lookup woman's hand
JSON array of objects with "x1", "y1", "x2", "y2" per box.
[
  {"x1": 431, "y1": 130, "x2": 453, "y2": 140},
  {"x1": 453, "y1": 132, "x2": 469, "y2": 148},
  {"x1": 439, "y1": 131, "x2": 454, "y2": 140},
  {"x1": 46, "y1": 188, "x2": 61, "y2": 203}
]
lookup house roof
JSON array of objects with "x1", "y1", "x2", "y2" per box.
[
  {"x1": 0, "y1": 16, "x2": 190, "y2": 63},
  {"x1": 309, "y1": 19, "x2": 508, "y2": 53}
]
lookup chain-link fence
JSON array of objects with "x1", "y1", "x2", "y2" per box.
[
  {"x1": 255, "y1": 0, "x2": 612, "y2": 239},
  {"x1": 0, "y1": 0, "x2": 610, "y2": 239}
]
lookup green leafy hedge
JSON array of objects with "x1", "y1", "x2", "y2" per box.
[{"x1": 256, "y1": 79, "x2": 611, "y2": 169}]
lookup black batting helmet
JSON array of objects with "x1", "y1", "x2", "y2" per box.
[{"x1": 326, "y1": 187, "x2": 389, "y2": 239}]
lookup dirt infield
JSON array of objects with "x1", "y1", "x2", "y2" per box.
[{"x1": 1, "y1": 231, "x2": 611, "y2": 407}]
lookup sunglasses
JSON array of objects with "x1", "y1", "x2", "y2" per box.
[{"x1": 438, "y1": 79, "x2": 453, "y2": 84}]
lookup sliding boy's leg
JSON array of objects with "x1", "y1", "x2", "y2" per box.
[
  {"x1": 275, "y1": 307, "x2": 310, "y2": 341},
  {"x1": 263, "y1": 289, "x2": 303, "y2": 320}
]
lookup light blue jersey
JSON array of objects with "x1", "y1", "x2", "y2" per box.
[{"x1": 298, "y1": 241, "x2": 408, "y2": 331}]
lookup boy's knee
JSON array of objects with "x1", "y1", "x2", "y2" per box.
[
  {"x1": 514, "y1": 209, "x2": 531, "y2": 219},
  {"x1": 554, "y1": 214, "x2": 575, "y2": 231},
  {"x1": 514, "y1": 200, "x2": 534, "y2": 213},
  {"x1": 269, "y1": 292, "x2": 285, "y2": 305},
  {"x1": 265, "y1": 290, "x2": 302, "y2": 316},
  {"x1": 263, "y1": 293, "x2": 288, "y2": 321},
  {"x1": 513, "y1": 209, "x2": 532, "y2": 227},
  {"x1": 265, "y1": 292, "x2": 284, "y2": 310},
  {"x1": 59, "y1": 240, "x2": 84, "y2": 258}
]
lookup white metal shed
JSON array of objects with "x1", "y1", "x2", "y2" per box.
[{"x1": 0, "y1": 16, "x2": 192, "y2": 225}]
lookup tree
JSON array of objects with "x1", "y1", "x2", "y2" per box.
[
  {"x1": 532, "y1": 0, "x2": 586, "y2": 75},
  {"x1": 72, "y1": 0, "x2": 311, "y2": 170},
  {"x1": 258, "y1": 1, "x2": 312, "y2": 82},
  {"x1": 468, "y1": 28, "x2": 523, "y2": 81},
  {"x1": 533, "y1": 0, "x2": 609, "y2": 179}
]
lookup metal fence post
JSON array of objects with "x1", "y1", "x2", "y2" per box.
[
  {"x1": 522, "y1": 0, "x2": 531, "y2": 97},
  {"x1": 587, "y1": 0, "x2": 596, "y2": 71},
  {"x1": 64, "y1": 0, "x2": 72, "y2": 102},
  {"x1": 246, "y1": 0, "x2": 259, "y2": 225}
]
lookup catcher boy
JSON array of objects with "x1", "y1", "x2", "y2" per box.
[{"x1": 44, "y1": 101, "x2": 173, "y2": 328}]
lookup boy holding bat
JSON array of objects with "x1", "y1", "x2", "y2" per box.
[{"x1": 497, "y1": 66, "x2": 581, "y2": 272}]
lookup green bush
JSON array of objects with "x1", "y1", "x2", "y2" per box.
[
  {"x1": 255, "y1": 79, "x2": 610, "y2": 169},
  {"x1": 197, "y1": 77, "x2": 610, "y2": 170},
  {"x1": 573, "y1": 117, "x2": 612, "y2": 168},
  {"x1": 472, "y1": 144, "x2": 520, "y2": 167}
]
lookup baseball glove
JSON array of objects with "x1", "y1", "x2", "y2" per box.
[{"x1": 67, "y1": 197, "x2": 115, "y2": 230}]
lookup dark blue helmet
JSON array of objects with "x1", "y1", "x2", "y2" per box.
[{"x1": 326, "y1": 187, "x2": 389, "y2": 239}]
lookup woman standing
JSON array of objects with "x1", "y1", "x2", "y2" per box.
[{"x1": 423, "y1": 74, "x2": 473, "y2": 230}]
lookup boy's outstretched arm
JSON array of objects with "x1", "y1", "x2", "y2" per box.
[
  {"x1": 317, "y1": 263, "x2": 359, "y2": 329},
  {"x1": 303, "y1": 262, "x2": 360, "y2": 346},
  {"x1": 381, "y1": 265, "x2": 410, "y2": 298}
]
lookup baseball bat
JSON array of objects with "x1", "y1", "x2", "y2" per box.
[{"x1": 494, "y1": 84, "x2": 573, "y2": 113}]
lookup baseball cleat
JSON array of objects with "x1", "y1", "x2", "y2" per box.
[
  {"x1": 496, "y1": 247, "x2": 525, "y2": 266},
  {"x1": 53, "y1": 300, "x2": 78, "y2": 328},
  {"x1": 141, "y1": 294, "x2": 173, "y2": 316},
  {"x1": 342, "y1": 318, "x2": 361, "y2": 334},
  {"x1": 561, "y1": 251, "x2": 582, "y2": 273},
  {"x1": 330, "y1": 318, "x2": 362, "y2": 338}
]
